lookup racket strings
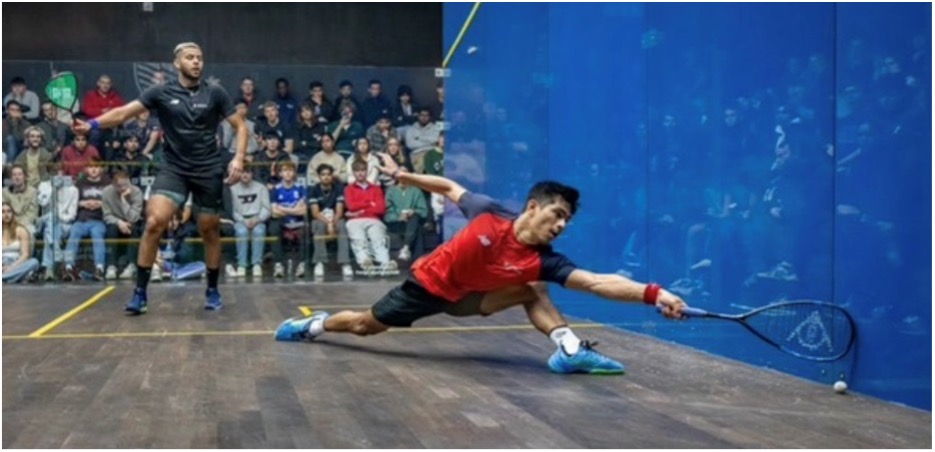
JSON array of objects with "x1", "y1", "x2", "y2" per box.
[{"x1": 747, "y1": 304, "x2": 854, "y2": 360}]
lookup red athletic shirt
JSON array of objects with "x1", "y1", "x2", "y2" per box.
[{"x1": 411, "y1": 192, "x2": 577, "y2": 302}]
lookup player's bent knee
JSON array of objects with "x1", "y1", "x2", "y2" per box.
[{"x1": 144, "y1": 215, "x2": 170, "y2": 235}]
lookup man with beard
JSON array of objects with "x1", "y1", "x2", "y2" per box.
[{"x1": 74, "y1": 42, "x2": 248, "y2": 315}]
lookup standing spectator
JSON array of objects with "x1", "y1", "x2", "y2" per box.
[
  {"x1": 344, "y1": 137, "x2": 381, "y2": 186},
  {"x1": 306, "y1": 81, "x2": 333, "y2": 126},
  {"x1": 308, "y1": 163, "x2": 353, "y2": 278},
  {"x1": 102, "y1": 171, "x2": 144, "y2": 279},
  {"x1": 384, "y1": 169, "x2": 428, "y2": 262},
  {"x1": 360, "y1": 79, "x2": 393, "y2": 129},
  {"x1": 36, "y1": 101, "x2": 70, "y2": 158},
  {"x1": 63, "y1": 159, "x2": 109, "y2": 281},
  {"x1": 2, "y1": 202, "x2": 39, "y2": 283},
  {"x1": 332, "y1": 80, "x2": 361, "y2": 121},
  {"x1": 271, "y1": 78, "x2": 299, "y2": 125},
  {"x1": 3, "y1": 77, "x2": 40, "y2": 121},
  {"x1": 14, "y1": 126, "x2": 53, "y2": 188},
  {"x1": 3, "y1": 100, "x2": 30, "y2": 162},
  {"x1": 35, "y1": 162, "x2": 78, "y2": 281},
  {"x1": 327, "y1": 103, "x2": 365, "y2": 159},
  {"x1": 404, "y1": 106, "x2": 441, "y2": 174},
  {"x1": 238, "y1": 77, "x2": 262, "y2": 120},
  {"x1": 60, "y1": 133, "x2": 102, "y2": 179},
  {"x1": 366, "y1": 113, "x2": 399, "y2": 153},
  {"x1": 228, "y1": 168, "x2": 270, "y2": 278},
  {"x1": 306, "y1": 133, "x2": 347, "y2": 185},
  {"x1": 269, "y1": 161, "x2": 307, "y2": 278},
  {"x1": 2, "y1": 164, "x2": 39, "y2": 235},
  {"x1": 429, "y1": 81, "x2": 444, "y2": 122},
  {"x1": 344, "y1": 159, "x2": 394, "y2": 274}
]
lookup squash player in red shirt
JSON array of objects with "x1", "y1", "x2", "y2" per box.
[{"x1": 276, "y1": 154, "x2": 687, "y2": 374}]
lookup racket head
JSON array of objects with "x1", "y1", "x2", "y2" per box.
[
  {"x1": 45, "y1": 72, "x2": 79, "y2": 112},
  {"x1": 742, "y1": 300, "x2": 857, "y2": 361}
]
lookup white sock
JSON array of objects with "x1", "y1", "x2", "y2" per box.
[
  {"x1": 549, "y1": 327, "x2": 581, "y2": 355},
  {"x1": 307, "y1": 314, "x2": 329, "y2": 336}
]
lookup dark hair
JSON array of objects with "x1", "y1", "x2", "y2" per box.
[
  {"x1": 275, "y1": 77, "x2": 289, "y2": 87},
  {"x1": 5, "y1": 100, "x2": 22, "y2": 109},
  {"x1": 10, "y1": 76, "x2": 25, "y2": 86},
  {"x1": 320, "y1": 132, "x2": 334, "y2": 142},
  {"x1": 112, "y1": 170, "x2": 130, "y2": 181},
  {"x1": 397, "y1": 85, "x2": 413, "y2": 97},
  {"x1": 339, "y1": 80, "x2": 353, "y2": 88},
  {"x1": 417, "y1": 105, "x2": 432, "y2": 115},
  {"x1": 526, "y1": 181, "x2": 580, "y2": 215},
  {"x1": 309, "y1": 81, "x2": 323, "y2": 90},
  {"x1": 316, "y1": 163, "x2": 335, "y2": 175},
  {"x1": 368, "y1": 79, "x2": 381, "y2": 87},
  {"x1": 351, "y1": 159, "x2": 368, "y2": 171}
]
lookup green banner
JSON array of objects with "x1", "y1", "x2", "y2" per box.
[{"x1": 45, "y1": 72, "x2": 78, "y2": 111}]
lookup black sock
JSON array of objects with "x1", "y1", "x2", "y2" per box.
[
  {"x1": 207, "y1": 267, "x2": 220, "y2": 290},
  {"x1": 136, "y1": 266, "x2": 152, "y2": 291}
]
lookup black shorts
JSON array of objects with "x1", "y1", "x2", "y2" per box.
[
  {"x1": 151, "y1": 167, "x2": 224, "y2": 215},
  {"x1": 371, "y1": 277, "x2": 486, "y2": 327}
]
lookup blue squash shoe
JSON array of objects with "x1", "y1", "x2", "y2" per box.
[{"x1": 547, "y1": 341, "x2": 625, "y2": 375}]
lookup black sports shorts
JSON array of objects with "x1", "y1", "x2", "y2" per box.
[
  {"x1": 371, "y1": 276, "x2": 487, "y2": 327},
  {"x1": 151, "y1": 167, "x2": 224, "y2": 215}
]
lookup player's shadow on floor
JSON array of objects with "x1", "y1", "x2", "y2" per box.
[{"x1": 315, "y1": 339, "x2": 547, "y2": 373}]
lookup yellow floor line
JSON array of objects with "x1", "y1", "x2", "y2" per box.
[
  {"x1": 26, "y1": 286, "x2": 116, "y2": 337},
  {"x1": 4, "y1": 322, "x2": 603, "y2": 340},
  {"x1": 298, "y1": 306, "x2": 313, "y2": 316}
]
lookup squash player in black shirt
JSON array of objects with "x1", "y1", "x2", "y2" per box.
[{"x1": 74, "y1": 42, "x2": 249, "y2": 314}]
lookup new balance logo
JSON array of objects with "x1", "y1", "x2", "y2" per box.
[{"x1": 170, "y1": 99, "x2": 181, "y2": 105}]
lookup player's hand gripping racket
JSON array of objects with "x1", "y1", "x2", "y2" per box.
[
  {"x1": 45, "y1": 72, "x2": 79, "y2": 124},
  {"x1": 679, "y1": 300, "x2": 856, "y2": 361}
]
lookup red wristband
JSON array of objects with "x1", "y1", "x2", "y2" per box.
[{"x1": 643, "y1": 283, "x2": 661, "y2": 305}]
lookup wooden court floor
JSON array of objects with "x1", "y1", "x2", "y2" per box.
[{"x1": 2, "y1": 282, "x2": 931, "y2": 448}]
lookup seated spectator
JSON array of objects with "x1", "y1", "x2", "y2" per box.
[
  {"x1": 227, "y1": 169, "x2": 270, "y2": 278},
  {"x1": 306, "y1": 81, "x2": 334, "y2": 126},
  {"x1": 344, "y1": 159, "x2": 395, "y2": 274},
  {"x1": 271, "y1": 78, "x2": 299, "y2": 126},
  {"x1": 392, "y1": 85, "x2": 418, "y2": 132},
  {"x1": 331, "y1": 80, "x2": 361, "y2": 121},
  {"x1": 423, "y1": 131, "x2": 445, "y2": 176},
  {"x1": 35, "y1": 162, "x2": 78, "y2": 281},
  {"x1": 254, "y1": 132, "x2": 293, "y2": 190},
  {"x1": 2, "y1": 202, "x2": 39, "y2": 283},
  {"x1": 60, "y1": 133, "x2": 102, "y2": 179},
  {"x1": 384, "y1": 168, "x2": 428, "y2": 262},
  {"x1": 112, "y1": 135, "x2": 150, "y2": 180},
  {"x1": 360, "y1": 79, "x2": 393, "y2": 129},
  {"x1": 102, "y1": 171, "x2": 143, "y2": 280},
  {"x1": 378, "y1": 137, "x2": 412, "y2": 187},
  {"x1": 36, "y1": 101, "x2": 70, "y2": 158},
  {"x1": 3, "y1": 100, "x2": 30, "y2": 162},
  {"x1": 269, "y1": 161, "x2": 308, "y2": 278},
  {"x1": 326, "y1": 103, "x2": 364, "y2": 159},
  {"x1": 404, "y1": 106, "x2": 441, "y2": 173},
  {"x1": 255, "y1": 101, "x2": 295, "y2": 154},
  {"x1": 308, "y1": 163, "x2": 353, "y2": 278},
  {"x1": 121, "y1": 109, "x2": 162, "y2": 160},
  {"x1": 344, "y1": 137, "x2": 381, "y2": 186},
  {"x1": 306, "y1": 133, "x2": 347, "y2": 185},
  {"x1": 220, "y1": 99, "x2": 260, "y2": 163},
  {"x1": 366, "y1": 113, "x2": 399, "y2": 153},
  {"x1": 14, "y1": 126, "x2": 53, "y2": 189},
  {"x1": 81, "y1": 74, "x2": 126, "y2": 152},
  {"x1": 430, "y1": 81, "x2": 445, "y2": 122},
  {"x1": 63, "y1": 159, "x2": 109, "y2": 281},
  {"x1": 2, "y1": 164, "x2": 39, "y2": 235},
  {"x1": 3, "y1": 76, "x2": 40, "y2": 121},
  {"x1": 294, "y1": 103, "x2": 326, "y2": 163}
]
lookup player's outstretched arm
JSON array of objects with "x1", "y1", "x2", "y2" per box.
[
  {"x1": 564, "y1": 269, "x2": 686, "y2": 319},
  {"x1": 73, "y1": 101, "x2": 149, "y2": 135},
  {"x1": 376, "y1": 153, "x2": 466, "y2": 204}
]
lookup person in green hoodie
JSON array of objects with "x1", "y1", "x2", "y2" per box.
[{"x1": 383, "y1": 168, "x2": 428, "y2": 262}]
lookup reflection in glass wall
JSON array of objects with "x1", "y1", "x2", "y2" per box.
[{"x1": 443, "y1": 3, "x2": 930, "y2": 409}]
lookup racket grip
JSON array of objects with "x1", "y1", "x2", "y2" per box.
[{"x1": 680, "y1": 306, "x2": 709, "y2": 317}]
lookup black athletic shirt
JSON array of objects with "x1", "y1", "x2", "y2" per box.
[{"x1": 139, "y1": 79, "x2": 236, "y2": 176}]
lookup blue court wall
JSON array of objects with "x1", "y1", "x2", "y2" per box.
[{"x1": 443, "y1": 3, "x2": 931, "y2": 410}]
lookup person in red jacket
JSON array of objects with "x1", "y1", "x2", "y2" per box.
[
  {"x1": 343, "y1": 158, "x2": 397, "y2": 275},
  {"x1": 276, "y1": 154, "x2": 688, "y2": 375},
  {"x1": 81, "y1": 75, "x2": 126, "y2": 118},
  {"x1": 60, "y1": 133, "x2": 102, "y2": 179}
]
